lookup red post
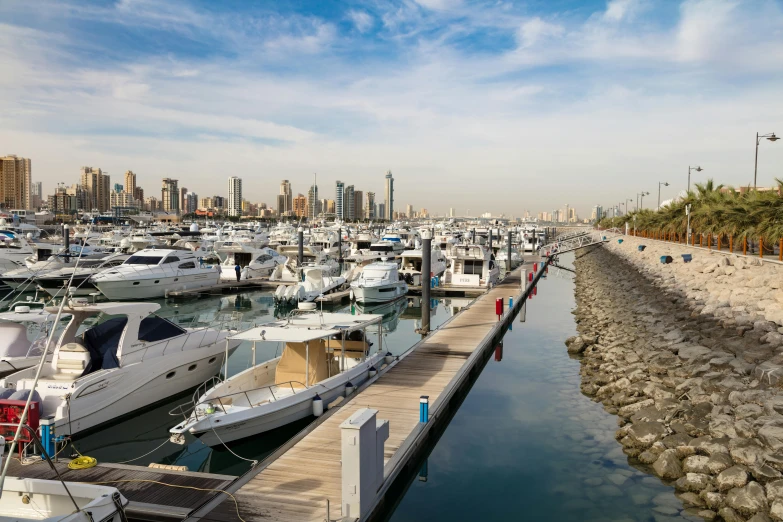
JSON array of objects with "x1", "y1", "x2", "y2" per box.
[{"x1": 495, "y1": 298, "x2": 503, "y2": 319}]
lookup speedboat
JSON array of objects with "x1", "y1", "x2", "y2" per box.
[
  {"x1": 275, "y1": 266, "x2": 345, "y2": 304},
  {"x1": 0, "y1": 301, "x2": 69, "y2": 377},
  {"x1": 169, "y1": 311, "x2": 384, "y2": 446},
  {"x1": 0, "y1": 477, "x2": 128, "y2": 522},
  {"x1": 399, "y1": 246, "x2": 447, "y2": 286},
  {"x1": 350, "y1": 261, "x2": 407, "y2": 304},
  {"x1": 218, "y1": 247, "x2": 286, "y2": 282},
  {"x1": 0, "y1": 301, "x2": 240, "y2": 437},
  {"x1": 91, "y1": 248, "x2": 219, "y2": 300}
]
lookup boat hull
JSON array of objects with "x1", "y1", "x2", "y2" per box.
[
  {"x1": 352, "y1": 282, "x2": 407, "y2": 304},
  {"x1": 94, "y1": 273, "x2": 219, "y2": 300}
]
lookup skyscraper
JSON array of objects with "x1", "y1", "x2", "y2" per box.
[
  {"x1": 365, "y1": 192, "x2": 375, "y2": 219},
  {"x1": 344, "y1": 185, "x2": 355, "y2": 220},
  {"x1": 406, "y1": 204, "x2": 413, "y2": 219},
  {"x1": 80, "y1": 166, "x2": 110, "y2": 212},
  {"x1": 278, "y1": 180, "x2": 292, "y2": 216},
  {"x1": 384, "y1": 170, "x2": 394, "y2": 221},
  {"x1": 354, "y1": 191, "x2": 363, "y2": 221},
  {"x1": 180, "y1": 187, "x2": 188, "y2": 214},
  {"x1": 228, "y1": 176, "x2": 242, "y2": 217},
  {"x1": 307, "y1": 184, "x2": 319, "y2": 219},
  {"x1": 335, "y1": 180, "x2": 344, "y2": 219},
  {"x1": 1, "y1": 156, "x2": 32, "y2": 209},
  {"x1": 31, "y1": 181, "x2": 42, "y2": 209},
  {"x1": 184, "y1": 192, "x2": 198, "y2": 214},
  {"x1": 124, "y1": 171, "x2": 136, "y2": 197},
  {"x1": 378, "y1": 203, "x2": 386, "y2": 221},
  {"x1": 293, "y1": 194, "x2": 307, "y2": 217},
  {"x1": 161, "y1": 178, "x2": 179, "y2": 213}
]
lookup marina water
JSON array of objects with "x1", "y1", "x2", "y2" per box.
[{"x1": 389, "y1": 253, "x2": 692, "y2": 522}]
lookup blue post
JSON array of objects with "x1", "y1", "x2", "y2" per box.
[
  {"x1": 509, "y1": 297, "x2": 513, "y2": 310},
  {"x1": 40, "y1": 419, "x2": 54, "y2": 458},
  {"x1": 419, "y1": 395, "x2": 429, "y2": 423},
  {"x1": 418, "y1": 459, "x2": 429, "y2": 482}
]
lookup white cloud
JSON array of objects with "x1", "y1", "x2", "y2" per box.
[
  {"x1": 517, "y1": 17, "x2": 565, "y2": 48},
  {"x1": 603, "y1": 0, "x2": 639, "y2": 22},
  {"x1": 347, "y1": 10, "x2": 374, "y2": 33}
]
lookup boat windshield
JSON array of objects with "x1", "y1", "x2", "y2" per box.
[
  {"x1": 363, "y1": 269, "x2": 391, "y2": 281},
  {"x1": 370, "y1": 245, "x2": 393, "y2": 252},
  {"x1": 124, "y1": 255, "x2": 163, "y2": 265},
  {"x1": 354, "y1": 241, "x2": 372, "y2": 249}
]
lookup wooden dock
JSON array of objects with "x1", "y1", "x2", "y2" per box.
[
  {"x1": 4, "y1": 459, "x2": 234, "y2": 521},
  {"x1": 189, "y1": 261, "x2": 547, "y2": 522}
]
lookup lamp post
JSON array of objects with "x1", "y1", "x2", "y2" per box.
[
  {"x1": 657, "y1": 182, "x2": 669, "y2": 210},
  {"x1": 626, "y1": 199, "x2": 633, "y2": 215},
  {"x1": 639, "y1": 191, "x2": 650, "y2": 210},
  {"x1": 755, "y1": 132, "x2": 779, "y2": 189},
  {"x1": 686, "y1": 204, "x2": 692, "y2": 244},
  {"x1": 688, "y1": 166, "x2": 703, "y2": 194}
]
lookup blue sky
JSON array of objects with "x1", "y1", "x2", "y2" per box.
[{"x1": 1, "y1": 0, "x2": 782, "y2": 217}]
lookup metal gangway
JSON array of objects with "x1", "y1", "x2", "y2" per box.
[{"x1": 541, "y1": 228, "x2": 622, "y2": 257}]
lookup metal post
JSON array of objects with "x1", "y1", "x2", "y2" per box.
[
  {"x1": 506, "y1": 230, "x2": 512, "y2": 271},
  {"x1": 419, "y1": 396, "x2": 429, "y2": 422},
  {"x1": 337, "y1": 227, "x2": 343, "y2": 274},
  {"x1": 421, "y1": 232, "x2": 431, "y2": 334},
  {"x1": 297, "y1": 227, "x2": 304, "y2": 267},
  {"x1": 63, "y1": 224, "x2": 70, "y2": 263},
  {"x1": 755, "y1": 132, "x2": 759, "y2": 190}
]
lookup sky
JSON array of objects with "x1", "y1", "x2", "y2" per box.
[{"x1": 1, "y1": 0, "x2": 782, "y2": 218}]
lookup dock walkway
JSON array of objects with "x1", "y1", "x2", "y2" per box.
[
  {"x1": 5, "y1": 459, "x2": 234, "y2": 521},
  {"x1": 192, "y1": 261, "x2": 546, "y2": 522}
]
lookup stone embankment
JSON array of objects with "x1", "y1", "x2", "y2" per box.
[{"x1": 570, "y1": 236, "x2": 783, "y2": 522}]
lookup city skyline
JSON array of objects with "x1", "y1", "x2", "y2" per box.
[{"x1": 2, "y1": 1, "x2": 781, "y2": 218}]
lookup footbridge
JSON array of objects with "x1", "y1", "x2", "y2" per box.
[{"x1": 541, "y1": 228, "x2": 622, "y2": 256}]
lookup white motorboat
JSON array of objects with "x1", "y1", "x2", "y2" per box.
[
  {"x1": 369, "y1": 240, "x2": 403, "y2": 258},
  {"x1": 0, "y1": 230, "x2": 37, "y2": 274},
  {"x1": 169, "y1": 311, "x2": 384, "y2": 446},
  {"x1": 399, "y1": 246, "x2": 447, "y2": 286},
  {"x1": 0, "y1": 302, "x2": 69, "y2": 378},
  {"x1": 0, "y1": 477, "x2": 128, "y2": 522},
  {"x1": 350, "y1": 261, "x2": 407, "y2": 304},
  {"x1": 275, "y1": 266, "x2": 345, "y2": 304},
  {"x1": 91, "y1": 248, "x2": 219, "y2": 300},
  {"x1": 444, "y1": 244, "x2": 500, "y2": 288},
  {"x1": 218, "y1": 247, "x2": 286, "y2": 282},
  {"x1": 0, "y1": 301, "x2": 240, "y2": 437},
  {"x1": 272, "y1": 245, "x2": 339, "y2": 278},
  {"x1": 495, "y1": 243, "x2": 522, "y2": 267},
  {"x1": 35, "y1": 253, "x2": 129, "y2": 297}
]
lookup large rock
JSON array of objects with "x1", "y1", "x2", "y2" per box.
[
  {"x1": 726, "y1": 482, "x2": 768, "y2": 517},
  {"x1": 566, "y1": 336, "x2": 587, "y2": 354},
  {"x1": 653, "y1": 449, "x2": 685, "y2": 480},
  {"x1": 678, "y1": 345, "x2": 712, "y2": 361},
  {"x1": 675, "y1": 472, "x2": 713, "y2": 493},
  {"x1": 767, "y1": 479, "x2": 783, "y2": 502},
  {"x1": 732, "y1": 439, "x2": 771, "y2": 468},
  {"x1": 717, "y1": 466, "x2": 750, "y2": 492},
  {"x1": 771, "y1": 499, "x2": 783, "y2": 522},
  {"x1": 683, "y1": 455, "x2": 711, "y2": 474},
  {"x1": 626, "y1": 421, "x2": 668, "y2": 449},
  {"x1": 760, "y1": 424, "x2": 783, "y2": 452}
]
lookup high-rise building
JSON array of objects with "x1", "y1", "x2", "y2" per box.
[
  {"x1": 278, "y1": 180, "x2": 293, "y2": 216},
  {"x1": 80, "y1": 167, "x2": 110, "y2": 212},
  {"x1": 145, "y1": 196, "x2": 161, "y2": 212},
  {"x1": 378, "y1": 203, "x2": 386, "y2": 221},
  {"x1": 113, "y1": 183, "x2": 123, "y2": 193},
  {"x1": 31, "y1": 181, "x2": 43, "y2": 209},
  {"x1": 124, "y1": 171, "x2": 136, "y2": 197},
  {"x1": 161, "y1": 178, "x2": 179, "y2": 213},
  {"x1": 591, "y1": 205, "x2": 603, "y2": 222},
  {"x1": 354, "y1": 191, "x2": 363, "y2": 221},
  {"x1": 293, "y1": 194, "x2": 307, "y2": 218},
  {"x1": 308, "y1": 184, "x2": 319, "y2": 219},
  {"x1": 335, "y1": 181, "x2": 344, "y2": 219},
  {"x1": 1, "y1": 156, "x2": 32, "y2": 209},
  {"x1": 228, "y1": 176, "x2": 242, "y2": 217},
  {"x1": 449, "y1": 207, "x2": 455, "y2": 218},
  {"x1": 180, "y1": 187, "x2": 188, "y2": 214},
  {"x1": 344, "y1": 185, "x2": 355, "y2": 220},
  {"x1": 406, "y1": 204, "x2": 413, "y2": 219},
  {"x1": 365, "y1": 192, "x2": 375, "y2": 219},
  {"x1": 184, "y1": 192, "x2": 198, "y2": 214},
  {"x1": 384, "y1": 171, "x2": 394, "y2": 220},
  {"x1": 133, "y1": 187, "x2": 144, "y2": 203},
  {"x1": 326, "y1": 199, "x2": 336, "y2": 214}
]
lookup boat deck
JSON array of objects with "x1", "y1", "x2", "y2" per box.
[
  {"x1": 191, "y1": 261, "x2": 545, "y2": 522},
  {"x1": 4, "y1": 458, "x2": 235, "y2": 521}
]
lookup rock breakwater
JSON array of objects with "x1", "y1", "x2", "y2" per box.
[{"x1": 572, "y1": 242, "x2": 783, "y2": 522}]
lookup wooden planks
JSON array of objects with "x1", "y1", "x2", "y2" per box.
[{"x1": 198, "y1": 267, "x2": 529, "y2": 522}]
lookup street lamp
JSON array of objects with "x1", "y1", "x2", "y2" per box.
[
  {"x1": 755, "y1": 132, "x2": 779, "y2": 189},
  {"x1": 639, "y1": 191, "x2": 650, "y2": 210},
  {"x1": 688, "y1": 166, "x2": 703, "y2": 194},
  {"x1": 626, "y1": 198, "x2": 633, "y2": 214},
  {"x1": 658, "y1": 182, "x2": 669, "y2": 210},
  {"x1": 686, "y1": 203, "x2": 692, "y2": 244}
]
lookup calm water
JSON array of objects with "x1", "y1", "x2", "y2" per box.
[
  {"x1": 389, "y1": 253, "x2": 693, "y2": 522},
  {"x1": 73, "y1": 291, "x2": 470, "y2": 476}
]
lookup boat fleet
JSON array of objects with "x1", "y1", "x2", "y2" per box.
[{"x1": 0, "y1": 218, "x2": 547, "y2": 519}]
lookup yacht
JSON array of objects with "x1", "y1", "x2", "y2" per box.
[
  {"x1": 369, "y1": 239, "x2": 404, "y2": 258},
  {"x1": 0, "y1": 229, "x2": 37, "y2": 273},
  {"x1": 350, "y1": 261, "x2": 407, "y2": 304},
  {"x1": 219, "y1": 246, "x2": 287, "y2": 281},
  {"x1": 0, "y1": 477, "x2": 128, "y2": 522},
  {"x1": 0, "y1": 301, "x2": 241, "y2": 437},
  {"x1": 0, "y1": 301, "x2": 69, "y2": 377},
  {"x1": 1, "y1": 251, "x2": 109, "y2": 292},
  {"x1": 35, "y1": 253, "x2": 129, "y2": 297},
  {"x1": 169, "y1": 311, "x2": 384, "y2": 446},
  {"x1": 91, "y1": 248, "x2": 220, "y2": 300},
  {"x1": 444, "y1": 244, "x2": 500, "y2": 288},
  {"x1": 399, "y1": 246, "x2": 447, "y2": 286}
]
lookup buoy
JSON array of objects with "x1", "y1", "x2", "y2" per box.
[
  {"x1": 298, "y1": 301, "x2": 317, "y2": 310},
  {"x1": 312, "y1": 394, "x2": 324, "y2": 417},
  {"x1": 345, "y1": 382, "x2": 354, "y2": 395},
  {"x1": 369, "y1": 367, "x2": 377, "y2": 378},
  {"x1": 385, "y1": 352, "x2": 394, "y2": 364}
]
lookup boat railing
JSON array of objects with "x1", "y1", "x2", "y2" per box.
[{"x1": 168, "y1": 380, "x2": 308, "y2": 422}]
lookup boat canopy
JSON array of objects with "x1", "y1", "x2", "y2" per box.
[{"x1": 275, "y1": 340, "x2": 337, "y2": 388}]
